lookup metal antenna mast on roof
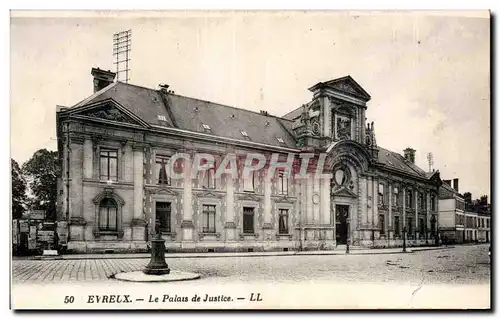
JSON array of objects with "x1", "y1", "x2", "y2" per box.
[
  {"x1": 113, "y1": 29, "x2": 132, "y2": 83},
  {"x1": 427, "y1": 152, "x2": 434, "y2": 172}
]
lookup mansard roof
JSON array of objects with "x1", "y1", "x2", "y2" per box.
[
  {"x1": 376, "y1": 146, "x2": 431, "y2": 179},
  {"x1": 69, "y1": 81, "x2": 296, "y2": 149}
]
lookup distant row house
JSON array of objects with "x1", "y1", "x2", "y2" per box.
[{"x1": 438, "y1": 178, "x2": 490, "y2": 244}]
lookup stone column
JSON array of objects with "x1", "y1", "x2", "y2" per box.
[
  {"x1": 131, "y1": 144, "x2": 146, "y2": 241},
  {"x1": 83, "y1": 137, "x2": 93, "y2": 179},
  {"x1": 388, "y1": 181, "x2": 393, "y2": 240},
  {"x1": 181, "y1": 154, "x2": 194, "y2": 246},
  {"x1": 224, "y1": 174, "x2": 236, "y2": 241}
]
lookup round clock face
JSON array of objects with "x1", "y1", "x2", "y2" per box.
[{"x1": 312, "y1": 122, "x2": 320, "y2": 135}]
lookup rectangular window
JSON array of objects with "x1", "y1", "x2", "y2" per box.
[
  {"x1": 419, "y1": 193, "x2": 425, "y2": 210},
  {"x1": 243, "y1": 207, "x2": 255, "y2": 234},
  {"x1": 408, "y1": 217, "x2": 413, "y2": 234},
  {"x1": 99, "y1": 203, "x2": 117, "y2": 231},
  {"x1": 202, "y1": 205, "x2": 216, "y2": 233},
  {"x1": 156, "y1": 202, "x2": 171, "y2": 232},
  {"x1": 156, "y1": 155, "x2": 171, "y2": 185},
  {"x1": 393, "y1": 187, "x2": 399, "y2": 207},
  {"x1": 243, "y1": 171, "x2": 255, "y2": 192},
  {"x1": 487, "y1": 219, "x2": 490, "y2": 228},
  {"x1": 202, "y1": 160, "x2": 216, "y2": 189},
  {"x1": 278, "y1": 171, "x2": 288, "y2": 195},
  {"x1": 431, "y1": 195, "x2": 436, "y2": 210},
  {"x1": 394, "y1": 216, "x2": 400, "y2": 235},
  {"x1": 378, "y1": 184, "x2": 384, "y2": 205},
  {"x1": 406, "y1": 190, "x2": 412, "y2": 207},
  {"x1": 419, "y1": 218, "x2": 424, "y2": 234},
  {"x1": 100, "y1": 149, "x2": 118, "y2": 181},
  {"x1": 379, "y1": 214, "x2": 385, "y2": 235},
  {"x1": 278, "y1": 209, "x2": 289, "y2": 234}
]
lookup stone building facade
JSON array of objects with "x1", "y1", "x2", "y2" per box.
[{"x1": 56, "y1": 68, "x2": 442, "y2": 253}]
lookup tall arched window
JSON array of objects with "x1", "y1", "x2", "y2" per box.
[{"x1": 99, "y1": 198, "x2": 117, "y2": 231}]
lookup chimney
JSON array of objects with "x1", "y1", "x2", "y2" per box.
[
  {"x1": 158, "y1": 83, "x2": 170, "y2": 94},
  {"x1": 91, "y1": 68, "x2": 116, "y2": 93},
  {"x1": 453, "y1": 178, "x2": 459, "y2": 192},
  {"x1": 403, "y1": 147, "x2": 416, "y2": 164},
  {"x1": 443, "y1": 180, "x2": 451, "y2": 186}
]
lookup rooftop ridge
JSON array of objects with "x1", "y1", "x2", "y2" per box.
[{"x1": 119, "y1": 81, "x2": 286, "y2": 121}]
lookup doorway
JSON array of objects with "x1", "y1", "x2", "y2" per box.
[{"x1": 335, "y1": 205, "x2": 349, "y2": 244}]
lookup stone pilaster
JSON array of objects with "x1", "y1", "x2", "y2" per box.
[
  {"x1": 83, "y1": 138, "x2": 93, "y2": 179},
  {"x1": 388, "y1": 182, "x2": 393, "y2": 239},
  {"x1": 321, "y1": 176, "x2": 330, "y2": 225},
  {"x1": 414, "y1": 187, "x2": 419, "y2": 240},
  {"x1": 181, "y1": 154, "x2": 194, "y2": 244},
  {"x1": 359, "y1": 176, "x2": 367, "y2": 226},
  {"x1": 133, "y1": 145, "x2": 144, "y2": 220},
  {"x1": 224, "y1": 174, "x2": 237, "y2": 241},
  {"x1": 322, "y1": 95, "x2": 330, "y2": 137},
  {"x1": 262, "y1": 174, "x2": 272, "y2": 229},
  {"x1": 402, "y1": 187, "x2": 406, "y2": 232},
  {"x1": 131, "y1": 144, "x2": 146, "y2": 241},
  {"x1": 313, "y1": 176, "x2": 320, "y2": 224},
  {"x1": 373, "y1": 177, "x2": 378, "y2": 229},
  {"x1": 426, "y1": 192, "x2": 430, "y2": 241},
  {"x1": 306, "y1": 175, "x2": 313, "y2": 224},
  {"x1": 69, "y1": 137, "x2": 86, "y2": 241},
  {"x1": 367, "y1": 176, "x2": 373, "y2": 226}
]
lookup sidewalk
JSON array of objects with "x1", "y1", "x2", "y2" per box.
[{"x1": 17, "y1": 245, "x2": 455, "y2": 261}]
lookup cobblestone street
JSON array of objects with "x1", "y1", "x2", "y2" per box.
[{"x1": 12, "y1": 244, "x2": 490, "y2": 286}]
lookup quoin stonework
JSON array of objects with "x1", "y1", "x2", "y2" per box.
[{"x1": 55, "y1": 68, "x2": 443, "y2": 253}]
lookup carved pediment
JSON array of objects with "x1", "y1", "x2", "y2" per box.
[
  {"x1": 238, "y1": 193, "x2": 261, "y2": 202},
  {"x1": 324, "y1": 76, "x2": 371, "y2": 101},
  {"x1": 275, "y1": 195, "x2": 296, "y2": 204},
  {"x1": 331, "y1": 186, "x2": 357, "y2": 198},
  {"x1": 196, "y1": 190, "x2": 222, "y2": 199},
  {"x1": 147, "y1": 187, "x2": 179, "y2": 196},
  {"x1": 331, "y1": 81, "x2": 358, "y2": 95},
  {"x1": 79, "y1": 103, "x2": 138, "y2": 125}
]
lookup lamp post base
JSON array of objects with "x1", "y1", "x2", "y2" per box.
[{"x1": 143, "y1": 236, "x2": 170, "y2": 275}]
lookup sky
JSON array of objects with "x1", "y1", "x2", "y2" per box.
[{"x1": 9, "y1": 10, "x2": 490, "y2": 199}]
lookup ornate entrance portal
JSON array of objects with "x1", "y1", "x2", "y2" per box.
[{"x1": 336, "y1": 205, "x2": 349, "y2": 244}]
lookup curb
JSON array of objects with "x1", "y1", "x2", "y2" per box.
[{"x1": 16, "y1": 245, "x2": 455, "y2": 261}]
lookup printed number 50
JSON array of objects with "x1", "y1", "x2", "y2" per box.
[{"x1": 64, "y1": 296, "x2": 75, "y2": 304}]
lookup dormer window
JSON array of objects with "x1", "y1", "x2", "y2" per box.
[
  {"x1": 241, "y1": 131, "x2": 251, "y2": 140},
  {"x1": 202, "y1": 123, "x2": 211, "y2": 133},
  {"x1": 157, "y1": 115, "x2": 167, "y2": 121},
  {"x1": 276, "y1": 137, "x2": 285, "y2": 144}
]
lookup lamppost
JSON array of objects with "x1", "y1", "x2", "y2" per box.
[
  {"x1": 402, "y1": 226, "x2": 407, "y2": 252},
  {"x1": 425, "y1": 224, "x2": 428, "y2": 245},
  {"x1": 346, "y1": 217, "x2": 350, "y2": 254},
  {"x1": 143, "y1": 222, "x2": 170, "y2": 275}
]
